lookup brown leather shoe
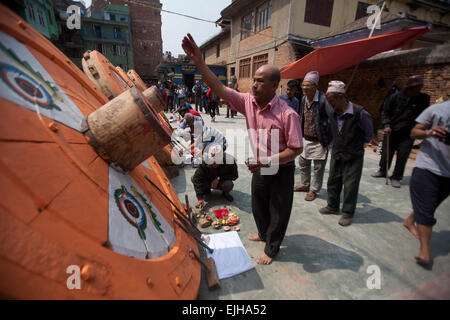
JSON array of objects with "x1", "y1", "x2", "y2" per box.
[
  {"x1": 305, "y1": 191, "x2": 316, "y2": 201},
  {"x1": 294, "y1": 185, "x2": 309, "y2": 192},
  {"x1": 338, "y1": 214, "x2": 353, "y2": 227}
]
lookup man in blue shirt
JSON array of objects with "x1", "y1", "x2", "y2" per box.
[{"x1": 279, "y1": 80, "x2": 300, "y2": 114}]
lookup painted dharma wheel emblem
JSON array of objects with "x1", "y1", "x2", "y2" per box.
[{"x1": 114, "y1": 185, "x2": 163, "y2": 239}]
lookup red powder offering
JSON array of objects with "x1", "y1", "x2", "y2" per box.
[{"x1": 213, "y1": 209, "x2": 229, "y2": 219}]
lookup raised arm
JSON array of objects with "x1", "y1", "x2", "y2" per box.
[{"x1": 182, "y1": 33, "x2": 227, "y2": 100}]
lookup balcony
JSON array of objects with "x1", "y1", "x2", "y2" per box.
[{"x1": 81, "y1": 28, "x2": 129, "y2": 44}]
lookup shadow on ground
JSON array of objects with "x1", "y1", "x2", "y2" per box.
[
  {"x1": 197, "y1": 264, "x2": 264, "y2": 299},
  {"x1": 277, "y1": 234, "x2": 364, "y2": 273},
  {"x1": 353, "y1": 205, "x2": 404, "y2": 224}
]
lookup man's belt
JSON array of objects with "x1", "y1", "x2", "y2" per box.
[{"x1": 304, "y1": 136, "x2": 319, "y2": 142}]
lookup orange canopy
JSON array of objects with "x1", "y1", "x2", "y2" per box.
[{"x1": 280, "y1": 26, "x2": 429, "y2": 79}]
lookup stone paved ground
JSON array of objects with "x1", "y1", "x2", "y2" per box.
[{"x1": 168, "y1": 107, "x2": 450, "y2": 300}]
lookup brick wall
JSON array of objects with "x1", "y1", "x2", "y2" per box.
[
  {"x1": 318, "y1": 54, "x2": 450, "y2": 129},
  {"x1": 203, "y1": 35, "x2": 230, "y2": 66},
  {"x1": 234, "y1": 41, "x2": 296, "y2": 93}
]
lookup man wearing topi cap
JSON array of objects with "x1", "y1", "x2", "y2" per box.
[
  {"x1": 372, "y1": 75, "x2": 430, "y2": 188},
  {"x1": 293, "y1": 71, "x2": 332, "y2": 201},
  {"x1": 320, "y1": 81, "x2": 373, "y2": 226}
]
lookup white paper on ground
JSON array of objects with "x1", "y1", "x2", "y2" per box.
[{"x1": 205, "y1": 231, "x2": 254, "y2": 280}]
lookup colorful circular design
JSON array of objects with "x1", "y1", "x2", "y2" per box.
[
  {"x1": 0, "y1": 63, "x2": 55, "y2": 108},
  {"x1": 115, "y1": 186, "x2": 147, "y2": 239}
]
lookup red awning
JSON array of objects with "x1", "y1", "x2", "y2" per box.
[{"x1": 280, "y1": 26, "x2": 429, "y2": 79}]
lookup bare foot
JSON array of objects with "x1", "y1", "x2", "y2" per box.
[
  {"x1": 414, "y1": 252, "x2": 431, "y2": 266},
  {"x1": 403, "y1": 218, "x2": 419, "y2": 239},
  {"x1": 248, "y1": 233, "x2": 263, "y2": 241},
  {"x1": 256, "y1": 252, "x2": 273, "y2": 265}
]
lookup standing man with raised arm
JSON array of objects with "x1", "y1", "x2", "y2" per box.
[{"x1": 182, "y1": 33, "x2": 303, "y2": 265}]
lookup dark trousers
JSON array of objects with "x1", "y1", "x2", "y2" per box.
[
  {"x1": 202, "y1": 97, "x2": 209, "y2": 113},
  {"x1": 195, "y1": 96, "x2": 202, "y2": 112},
  {"x1": 379, "y1": 132, "x2": 414, "y2": 180},
  {"x1": 209, "y1": 102, "x2": 217, "y2": 118},
  {"x1": 167, "y1": 96, "x2": 174, "y2": 111},
  {"x1": 410, "y1": 167, "x2": 450, "y2": 226},
  {"x1": 327, "y1": 155, "x2": 364, "y2": 216},
  {"x1": 251, "y1": 164, "x2": 295, "y2": 258},
  {"x1": 191, "y1": 176, "x2": 234, "y2": 199},
  {"x1": 226, "y1": 107, "x2": 237, "y2": 118}
]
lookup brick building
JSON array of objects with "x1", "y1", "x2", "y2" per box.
[
  {"x1": 200, "y1": 0, "x2": 450, "y2": 93},
  {"x1": 318, "y1": 44, "x2": 450, "y2": 129},
  {"x1": 93, "y1": 0, "x2": 162, "y2": 83}
]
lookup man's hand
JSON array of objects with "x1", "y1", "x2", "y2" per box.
[
  {"x1": 245, "y1": 158, "x2": 270, "y2": 174},
  {"x1": 195, "y1": 199, "x2": 205, "y2": 209},
  {"x1": 182, "y1": 33, "x2": 203, "y2": 65},
  {"x1": 211, "y1": 178, "x2": 219, "y2": 189},
  {"x1": 384, "y1": 125, "x2": 392, "y2": 135},
  {"x1": 428, "y1": 126, "x2": 448, "y2": 139}
]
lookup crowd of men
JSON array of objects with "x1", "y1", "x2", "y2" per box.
[{"x1": 171, "y1": 33, "x2": 449, "y2": 267}]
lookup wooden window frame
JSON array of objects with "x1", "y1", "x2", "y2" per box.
[
  {"x1": 304, "y1": 0, "x2": 334, "y2": 27},
  {"x1": 256, "y1": 1, "x2": 272, "y2": 33},
  {"x1": 252, "y1": 53, "x2": 268, "y2": 76},
  {"x1": 239, "y1": 58, "x2": 251, "y2": 79}
]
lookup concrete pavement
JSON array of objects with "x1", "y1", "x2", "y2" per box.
[{"x1": 168, "y1": 107, "x2": 450, "y2": 300}]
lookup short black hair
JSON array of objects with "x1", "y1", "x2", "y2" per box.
[{"x1": 287, "y1": 80, "x2": 298, "y2": 88}]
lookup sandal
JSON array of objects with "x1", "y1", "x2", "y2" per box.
[
  {"x1": 305, "y1": 191, "x2": 316, "y2": 201},
  {"x1": 294, "y1": 185, "x2": 309, "y2": 192}
]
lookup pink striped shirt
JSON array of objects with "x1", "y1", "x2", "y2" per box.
[{"x1": 226, "y1": 87, "x2": 303, "y2": 164}]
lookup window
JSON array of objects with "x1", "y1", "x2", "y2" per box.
[
  {"x1": 216, "y1": 43, "x2": 220, "y2": 58},
  {"x1": 252, "y1": 54, "x2": 268, "y2": 76},
  {"x1": 239, "y1": 58, "x2": 251, "y2": 78},
  {"x1": 355, "y1": 2, "x2": 371, "y2": 20},
  {"x1": 94, "y1": 43, "x2": 105, "y2": 54},
  {"x1": 113, "y1": 27, "x2": 121, "y2": 39},
  {"x1": 120, "y1": 46, "x2": 127, "y2": 56},
  {"x1": 112, "y1": 45, "x2": 126, "y2": 56},
  {"x1": 94, "y1": 25, "x2": 102, "y2": 38},
  {"x1": 37, "y1": 9, "x2": 45, "y2": 26},
  {"x1": 26, "y1": 1, "x2": 36, "y2": 22},
  {"x1": 47, "y1": 9, "x2": 54, "y2": 25},
  {"x1": 230, "y1": 67, "x2": 235, "y2": 76},
  {"x1": 109, "y1": 14, "x2": 116, "y2": 21},
  {"x1": 256, "y1": 1, "x2": 272, "y2": 32},
  {"x1": 241, "y1": 11, "x2": 254, "y2": 40},
  {"x1": 304, "y1": 0, "x2": 334, "y2": 27},
  {"x1": 241, "y1": 1, "x2": 272, "y2": 40}
]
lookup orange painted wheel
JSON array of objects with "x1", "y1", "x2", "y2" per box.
[
  {"x1": 0, "y1": 5, "x2": 200, "y2": 299},
  {"x1": 115, "y1": 66, "x2": 135, "y2": 88},
  {"x1": 127, "y1": 69, "x2": 148, "y2": 91},
  {"x1": 82, "y1": 50, "x2": 131, "y2": 99}
]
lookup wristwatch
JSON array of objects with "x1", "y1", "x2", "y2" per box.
[{"x1": 261, "y1": 156, "x2": 272, "y2": 167}]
